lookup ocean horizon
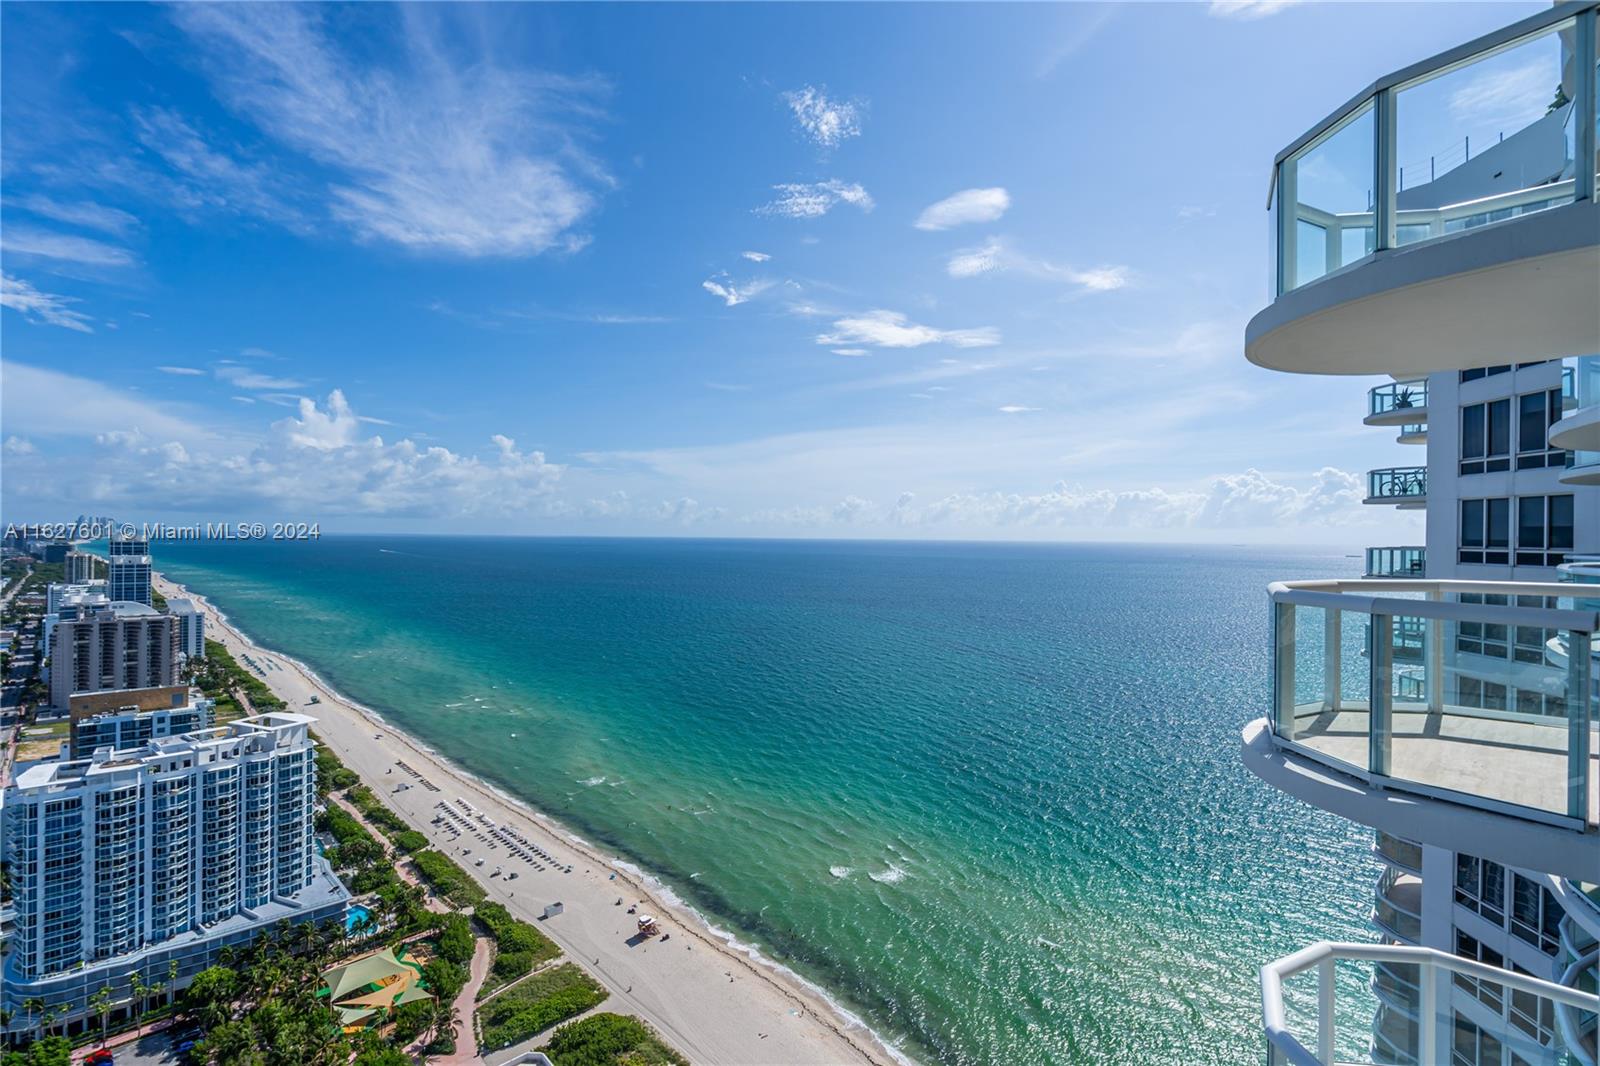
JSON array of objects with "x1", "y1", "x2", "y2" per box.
[{"x1": 157, "y1": 534, "x2": 1379, "y2": 1064}]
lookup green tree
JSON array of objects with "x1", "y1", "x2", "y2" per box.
[
  {"x1": 19, "y1": 1035, "x2": 72, "y2": 1066},
  {"x1": 436, "y1": 913, "x2": 475, "y2": 965},
  {"x1": 89, "y1": 985, "x2": 115, "y2": 1045},
  {"x1": 185, "y1": 965, "x2": 239, "y2": 1031}
]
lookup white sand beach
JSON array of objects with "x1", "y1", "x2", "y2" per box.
[{"x1": 154, "y1": 573, "x2": 901, "y2": 1066}]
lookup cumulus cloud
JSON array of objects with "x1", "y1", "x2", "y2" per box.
[
  {"x1": 913, "y1": 187, "x2": 1010, "y2": 231},
  {"x1": 783, "y1": 86, "x2": 863, "y2": 148},
  {"x1": 169, "y1": 4, "x2": 609, "y2": 257},
  {"x1": 4, "y1": 436, "x2": 37, "y2": 455},
  {"x1": 1, "y1": 274, "x2": 96, "y2": 333},
  {"x1": 947, "y1": 238, "x2": 1130, "y2": 292},
  {"x1": 756, "y1": 180, "x2": 874, "y2": 220},
  {"x1": 1208, "y1": 0, "x2": 1301, "y2": 18},
  {"x1": 817, "y1": 309, "x2": 1000, "y2": 350},
  {"x1": 701, "y1": 273, "x2": 775, "y2": 307}
]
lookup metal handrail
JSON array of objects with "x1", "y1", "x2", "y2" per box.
[
  {"x1": 1262, "y1": 941, "x2": 1599, "y2": 1066},
  {"x1": 1268, "y1": 577, "x2": 1600, "y2": 630},
  {"x1": 1366, "y1": 467, "x2": 1426, "y2": 498}
]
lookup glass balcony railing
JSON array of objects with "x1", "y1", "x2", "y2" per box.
[
  {"x1": 1375, "y1": 867, "x2": 1423, "y2": 943},
  {"x1": 1373, "y1": 831, "x2": 1423, "y2": 874},
  {"x1": 1365, "y1": 467, "x2": 1426, "y2": 502},
  {"x1": 1368, "y1": 380, "x2": 1427, "y2": 420},
  {"x1": 1395, "y1": 423, "x2": 1427, "y2": 444},
  {"x1": 1365, "y1": 547, "x2": 1425, "y2": 579},
  {"x1": 1270, "y1": 578, "x2": 1596, "y2": 825},
  {"x1": 1272, "y1": 3, "x2": 1598, "y2": 295},
  {"x1": 1263, "y1": 942, "x2": 1598, "y2": 1066}
]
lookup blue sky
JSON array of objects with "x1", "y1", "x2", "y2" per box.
[{"x1": 0, "y1": 1, "x2": 1541, "y2": 541}]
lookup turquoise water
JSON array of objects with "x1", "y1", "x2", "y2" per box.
[
  {"x1": 344, "y1": 905, "x2": 370, "y2": 933},
  {"x1": 159, "y1": 536, "x2": 1377, "y2": 1064}
]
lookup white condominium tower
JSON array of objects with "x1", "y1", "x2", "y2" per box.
[
  {"x1": 64, "y1": 549, "x2": 96, "y2": 584},
  {"x1": 1240, "y1": 5, "x2": 1600, "y2": 1066},
  {"x1": 107, "y1": 532, "x2": 152, "y2": 606},
  {"x1": 0, "y1": 713, "x2": 349, "y2": 1039}
]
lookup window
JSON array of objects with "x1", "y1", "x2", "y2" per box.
[
  {"x1": 1511, "y1": 874, "x2": 1560, "y2": 955},
  {"x1": 1454, "y1": 853, "x2": 1506, "y2": 924},
  {"x1": 1516, "y1": 388, "x2": 1568, "y2": 468},
  {"x1": 1509, "y1": 962, "x2": 1556, "y2": 1044},
  {"x1": 1452, "y1": 1012, "x2": 1504, "y2": 1066},
  {"x1": 1454, "y1": 931, "x2": 1504, "y2": 1012},
  {"x1": 1461, "y1": 365, "x2": 1512, "y2": 383},
  {"x1": 1515, "y1": 494, "x2": 1574, "y2": 567},
  {"x1": 1461, "y1": 399, "x2": 1512, "y2": 474},
  {"x1": 1459, "y1": 498, "x2": 1510, "y2": 565}
]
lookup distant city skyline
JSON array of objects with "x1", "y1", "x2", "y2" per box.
[{"x1": 0, "y1": 2, "x2": 1538, "y2": 541}]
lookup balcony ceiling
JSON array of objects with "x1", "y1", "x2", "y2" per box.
[
  {"x1": 1364, "y1": 405, "x2": 1428, "y2": 428},
  {"x1": 1247, "y1": 201, "x2": 1600, "y2": 377}
]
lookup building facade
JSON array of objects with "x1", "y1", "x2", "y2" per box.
[
  {"x1": 68, "y1": 686, "x2": 213, "y2": 758},
  {"x1": 0, "y1": 713, "x2": 348, "y2": 1037},
  {"x1": 47, "y1": 602, "x2": 179, "y2": 712},
  {"x1": 107, "y1": 534, "x2": 152, "y2": 606},
  {"x1": 167, "y1": 597, "x2": 205, "y2": 662},
  {"x1": 64, "y1": 550, "x2": 97, "y2": 584},
  {"x1": 1243, "y1": 5, "x2": 1600, "y2": 1064}
]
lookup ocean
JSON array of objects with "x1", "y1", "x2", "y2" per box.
[{"x1": 156, "y1": 536, "x2": 1377, "y2": 1064}]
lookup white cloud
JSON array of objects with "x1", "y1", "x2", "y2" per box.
[
  {"x1": 1, "y1": 225, "x2": 135, "y2": 267},
  {"x1": 756, "y1": 180, "x2": 874, "y2": 220},
  {"x1": 817, "y1": 309, "x2": 1000, "y2": 350},
  {"x1": 741, "y1": 251, "x2": 771, "y2": 262},
  {"x1": 701, "y1": 273, "x2": 775, "y2": 308},
  {"x1": 1, "y1": 362, "x2": 208, "y2": 442},
  {"x1": 8, "y1": 196, "x2": 141, "y2": 236},
  {"x1": 157, "y1": 366, "x2": 205, "y2": 376},
  {"x1": 1448, "y1": 60, "x2": 1557, "y2": 134},
  {"x1": 783, "y1": 87, "x2": 863, "y2": 149},
  {"x1": 130, "y1": 107, "x2": 301, "y2": 224},
  {"x1": 169, "y1": 4, "x2": 608, "y2": 257},
  {"x1": 998, "y1": 405, "x2": 1040, "y2": 414},
  {"x1": 1, "y1": 274, "x2": 95, "y2": 333},
  {"x1": 4, "y1": 436, "x2": 37, "y2": 455},
  {"x1": 1208, "y1": 0, "x2": 1302, "y2": 19},
  {"x1": 216, "y1": 365, "x2": 306, "y2": 390},
  {"x1": 831, "y1": 348, "x2": 869, "y2": 357},
  {"x1": 913, "y1": 187, "x2": 1010, "y2": 231},
  {"x1": 947, "y1": 238, "x2": 1131, "y2": 292}
]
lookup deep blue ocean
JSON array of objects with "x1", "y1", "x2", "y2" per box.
[{"x1": 156, "y1": 536, "x2": 1377, "y2": 1064}]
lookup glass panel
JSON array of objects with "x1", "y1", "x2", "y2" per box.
[
  {"x1": 1395, "y1": 22, "x2": 1576, "y2": 247},
  {"x1": 1370, "y1": 379, "x2": 1427, "y2": 417},
  {"x1": 1369, "y1": 467, "x2": 1427, "y2": 500},
  {"x1": 1280, "y1": 102, "x2": 1375, "y2": 291}
]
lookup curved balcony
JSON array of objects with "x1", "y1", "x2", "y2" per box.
[
  {"x1": 1262, "y1": 942, "x2": 1598, "y2": 1066},
  {"x1": 1373, "y1": 831, "x2": 1423, "y2": 874},
  {"x1": 1553, "y1": 356, "x2": 1600, "y2": 451},
  {"x1": 1364, "y1": 467, "x2": 1426, "y2": 508},
  {"x1": 1241, "y1": 578, "x2": 1600, "y2": 884},
  {"x1": 1374, "y1": 868, "x2": 1424, "y2": 943},
  {"x1": 1365, "y1": 380, "x2": 1428, "y2": 426},
  {"x1": 1395, "y1": 423, "x2": 1427, "y2": 445},
  {"x1": 1246, "y1": 3, "x2": 1600, "y2": 377},
  {"x1": 1365, "y1": 546, "x2": 1425, "y2": 579},
  {"x1": 1565, "y1": 449, "x2": 1600, "y2": 486}
]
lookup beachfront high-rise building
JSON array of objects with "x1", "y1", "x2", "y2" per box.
[
  {"x1": 47, "y1": 601, "x2": 179, "y2": 712},
  {"x1": 67, "y1": 685, "x2": 213, "y2": 758},
  {"x1": 167, "y1": 596, "x2": 205, "y2": 661},
  {"x1": 40, "y1": 579, "x2": 110, "y2": 668},
  {"x1": 107, "y1": 532, "x2": 152, "y2": 606},
  {"x1": 64, "y1": 549, "x2": 97, "y2": 584},
  {"x1": 0, "y1": 713, "x2": 349, "y2": 1039},
  {"x1": 1241, "y1": 5, "x2": 1600, "y2": 1064}
]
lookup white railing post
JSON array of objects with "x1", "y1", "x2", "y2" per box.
[
  {"x1": 1418, "y1": 956, "x2": 1438, "y2": 1065},
  {"x1": 1374, "y1": 86, "x2": 1396, "y2": 251},
  {"x1": 1275, "y1": 601, "x2": 1297, "y2": 739},
  {"x1": 1370, "y1": 614, "x2": 1393, "y2": 777},
  {"x1": 1324, "y1": 610, "x2": 1342, "y2": 712},
  {"x1": 1317, "y1": 958, "x2": 1335, "y2": 1064},
  {"x1": 1575, "y1": 7, "x2": 1596, "y2": 204}
]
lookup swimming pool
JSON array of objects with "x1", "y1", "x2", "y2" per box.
[{"x1": 344, "y1": 905, "x2": 370, "y2": 933}]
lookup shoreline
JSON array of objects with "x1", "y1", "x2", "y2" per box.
[{"x1": 154, "y1": 570, "x2": 909, "y2": 1066}]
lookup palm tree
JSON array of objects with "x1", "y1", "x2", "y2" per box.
[
  {"x1": 90, "y1": 984, "x2": 114, "y2": 1045},
  {"x1": 430, "y1": 1001, "x2": 461, "y2": 1048},
  {"x1": 39, "y1": 1008, "x2": 56, "y2": 1041},
  {"x1": 128, "y1": 969, "x2": 147, "y2": 1035},
  {"x1": 168, "y1": 959, "x2": 181, "y2": 1006},
  {"x1": 22, "y1": 997, "x2": 44, "y2": 1040}
]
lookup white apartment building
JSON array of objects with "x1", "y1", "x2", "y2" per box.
[
  {"x1": 47, "y1": 602, "x2": 179, "y2": 712},
  {"x1": 0, "y1": 713, "x2": 349, "y2": 1038},
  {"x1": 1241, "y1": 5, "x2": 1600, "y2": 1065},
  {"x1": 67, "y1": 685, "x2": 213, "y2": 759},
  {"x1": 166, "y1": 597, "x2": 205, "y2": 662},
  {"x1": 64, "y1": 550, "x2": 97, "y2": 584},
  {"x1": 40, "y1": 580, "x2": 110, "y2": 670},
  {"x1": 107, "y1": 533, "x2": 151, "y2": 607}
]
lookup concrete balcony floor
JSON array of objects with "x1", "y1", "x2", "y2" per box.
[{"x1": 1284, "y1": 703, "x2": 1599, "y2": 826}]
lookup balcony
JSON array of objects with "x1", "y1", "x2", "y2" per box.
[
  {"x1": 1241, "y1": 578, "x2": 1600, "y2": 884},
  {"x1": 1372, "y1": 831, "x2": 1422, "y2": 874},
  {"x1": 1394, "y1": 423, "x2": 1426, "y2": 445},
  {"x1": 1262, "y1": 942, "x2": 1597, "y2": 1066},
  {"x1": 1365, "y1": 380, "x2": 1428, "y2": 427},
  {"x1": 1246, "y1": 3, "x2": 1600, "y2": 377},
  {"x1": 1364, "y1": 467, "x2": 1426, "y2": 508},
  {"x1": 1364, "y1": 547, "x2": 1425, "y2": 579},
  {"x1": 1374, "y1": 867, "x2": 1423, "y2": 943},
  {"x1": 1553, "y1": 355, "x2": 1600, "y2": 452}
]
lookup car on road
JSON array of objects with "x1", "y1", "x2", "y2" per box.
[{"x1": 85, "y1": 1050, "x2": 114, "y2": 1066}]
